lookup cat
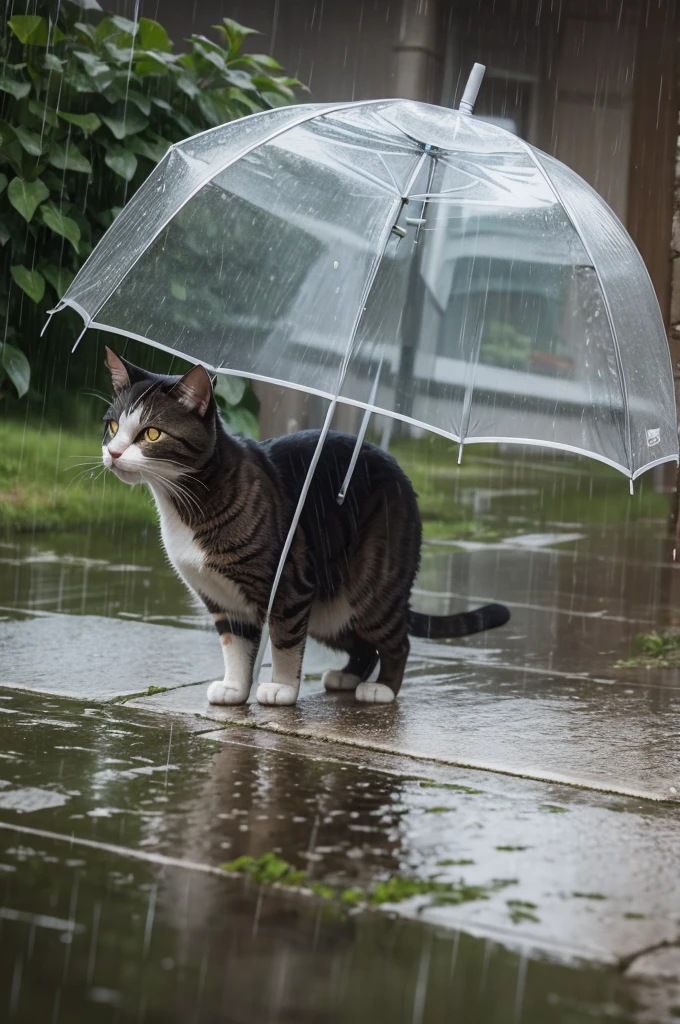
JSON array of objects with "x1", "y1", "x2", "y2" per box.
[{"x1": 102, "y1": 347, "x2": 510, "y2": 707}]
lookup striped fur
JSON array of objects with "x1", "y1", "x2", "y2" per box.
[{"x1": 102, "y1": 349, "x2": 510, "y2": 706}]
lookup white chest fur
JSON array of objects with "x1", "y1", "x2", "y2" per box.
[{"x1": 151, "y1": 488, "x2": 259, "y2": 624}]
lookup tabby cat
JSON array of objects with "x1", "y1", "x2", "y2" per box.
[{"x1": 102, "y1": 348, "x2": 510, "y2": 706}]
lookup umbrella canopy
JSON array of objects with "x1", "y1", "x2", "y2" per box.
[{"x1": 52, "y1": 95, "x2": 678, "y2": 484}]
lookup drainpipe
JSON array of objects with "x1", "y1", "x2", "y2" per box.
[
  {"x1": 381, "y1": 0, "x2": 442, "y2": 448},
  {"x1": 393, "y1": 0, "x2": 441, "y2": 102}
]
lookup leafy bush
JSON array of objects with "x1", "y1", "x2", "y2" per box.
[{"x1": 0, "y1": 0, "x2": 304, "y2": 430}]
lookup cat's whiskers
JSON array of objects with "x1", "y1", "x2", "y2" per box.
[
  {"x1": 146, "y1": 456, "x2": 209, "y2": 492},
  {"x1": 63, "y1": 457, "x2": 102, "y2": 473},
  {"x1": 138, "y1": 465, "x2": 203, "y2": 520},
  {"x1": 80, "y1": 389, "x2": 111, "y2": 405}
]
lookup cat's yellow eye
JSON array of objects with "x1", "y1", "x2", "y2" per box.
[
  {"x1": 144, "y1": 427, "x2": 162, "y2": 442},
  {"x1": 109, "y1": 420, "x2": 119, "y2": 436}
]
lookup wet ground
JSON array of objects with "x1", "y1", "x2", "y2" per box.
[{"x1": 1, "y1": 451, "x2": 680, "y2": 1021}]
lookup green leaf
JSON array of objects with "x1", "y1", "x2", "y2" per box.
[
  {"x1": 213, "y1": 18, "x2": 260, "y2": 54},
  {"x1": 246, "y1": 54, "x2": 284, "y2": 71},
  {"x1": 1, "y1": 343, "x2": 31, "y2": 398},
  {"x1": 42, "y1": 264, "x2": 75, "y2": 299},
  {"x1": 14, "y1": 125, "x2": 44, "y2": 157},
  {"x1": 108, "y1": 15, "x2": 139, "y2": 36},
  {"x1": 126, "y1": 134, "x2": 170, "y2": 163},
  {"x1": 0, "y1": 174, "x2": 7, "y2": 195},
  {"x1": 100, "y1": 107, "x2": 148, "y2": 140},
  {"x1": 49, "y1": 142, "x2": 92, "y2": 174},
  {"x1": 0, "y1": 78, "x2": 31, "y2": 101},
  {"x1": 170, "y1": 282, "x2": 186, "y2": 301},
  {"x1": 74, "y1": 51, "x2": 114, "y2": 86},
  {"x1": 224, "y1": 405, "x2": 259, "y2": 439},
  {"x1": 67, "y1": 0, "x2": 103, "y2": 11},
  {"x1": 7, "y1": 177, "x2": 50, "y2": 222},
  {"x1": 43, "y1": 54, "x2": 65, "y2": 74},
  {"x1": 226, "y1": 68, "x2": 259, "y2": 92},
  {"x1": 8, "y1": 16, "x2": 48, "y2": 46},
  {"x1": 40, "y1": 204, "x2": 81, "y2": 253},
  {"x1": 58, "y1": 111, "x2": 102, "y2": 136},
  {"x1": 227, "y1": 87, "x2": 264, "y2": 115},
  {"x1": 0, "y1": 222, "x2": 10, "y2": 246},
  {"x1": 74, "y1": 21, "x2": 97, "y2": 44},
  {"x1": 103, "y1": 43, "x2": 134, "y2": 64},
  {"x1": 176, "y1": 76, "x2": 201, "y2": 100},
  {"x1": 135, "y1": 52, "x2": 178, "y2": 75},
  {"x1": 125, "y1": 91, "x2": 152, "y2": 115},
  {"x1": 104, "y1": 147, "x2": 137, "y2": 181},
  {"x1": 138, "y1": 18, "x2": 172, "y2": 52},
  {"x1": 0, "y1": 137, "x2": 26, "y2": 177},
  {"x1": 10, "y1": 265, "x2": 45, "y2": 304},
  {"x1": 28, "y1": 100, "x2": 59, "y2": 127},
  {"x1": 215, "y1": 374, "x2": 246, "y2": 406}
]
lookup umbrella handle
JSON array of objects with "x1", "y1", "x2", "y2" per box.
[{"x1": 459, "y1": 63, "x2": 486, "y2": 116}]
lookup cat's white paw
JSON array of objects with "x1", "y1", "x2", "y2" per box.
[
  {"x1": 256, "y1": 682, "x2": 299, "y2": 706},
  {"x1": 323, "y1": 669, "x2": 360, "y2": 692},
  {"x1": 355, "y1": 682, "x2": 395, "y2": 704},
  {"x1": 207, "y1": 680, "x2": 249, "y2": 706}
]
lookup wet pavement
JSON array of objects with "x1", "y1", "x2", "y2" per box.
[
  {"x1": 0, "y1": 689, "x2": 674, "y2": 1023},
  {"x1": 2, "y1": 452, "x2": 680, "y2": 1020}
]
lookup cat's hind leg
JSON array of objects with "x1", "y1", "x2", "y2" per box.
[
  {"x1": 206, "y1": 615, "x2": 260, "y2": 706},
  {"x1": 355, "y1": 641, "x2": 408, "y2": 704},
  {"x1": 323, "y1": 632, "x2": 378, "y2": 693}
]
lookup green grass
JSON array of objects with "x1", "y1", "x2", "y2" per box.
[
  {"x1": 219, "y1": 852, "x2": 515, "y2": 909},
  {"x1": 617, "y1": 631, "x2": 680, "y2": 670},
  {"x1": 1, "y1": 420, "x2": 156, "y2": 532},
  {"x1": 3, "y1": 420, "x2": 670, "y2": 538},
  {"x1": 221, "y1": 852, "x2": 307, "y2": 887},
  {"x1": 507, "y1": 899, "x2": 540, "y2": 924},
  {"x1": 419, "y1": 781, "x2": 483, "y2": 795},
  {"x1": 391, "y1": 434, "x2": 670, "y2": 540}
]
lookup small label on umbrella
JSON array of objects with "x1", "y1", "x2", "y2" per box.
[{"x1": 646, "y1": 428, "x2": 661, "y2": 448}]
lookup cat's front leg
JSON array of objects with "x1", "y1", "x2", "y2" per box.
[
  {"x1": 256, "y1": 605, "x2": 311, "y2": 707},
  {"x1": 206, "y1": 615, "x2": 261, "y2": 706}
]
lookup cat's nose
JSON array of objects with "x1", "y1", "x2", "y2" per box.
[{"x1": 109, "y1": 449, "x2": 122, "y2": 460}]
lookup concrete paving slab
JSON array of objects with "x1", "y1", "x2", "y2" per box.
[
  {"x1": 0, "y1": 615, "x2": 222, "y2": 699},
  {"x1": 130, "y1": 659, "x2": 680, "y2": 801},
  {"x1": 0, "y1": 612, "x2": 347, "y2": 699}
]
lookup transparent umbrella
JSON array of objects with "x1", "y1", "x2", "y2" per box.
[{"x1": 48, "y1": 65, "x2": 679, "y2": 668}]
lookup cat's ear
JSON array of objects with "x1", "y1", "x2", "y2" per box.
[
  {"x1": 104, "y1": 347, "x2": 149, "y2": 394},
  {"x1": 171, "y1": 364, "x2": 213, "y2": 417},
  {"x1": 104, "y1": 347, "x2": 131, "y2": 394}
]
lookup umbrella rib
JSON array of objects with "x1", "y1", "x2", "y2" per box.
[
  {"x1": 253, "y1": 148, "x2": 431, "y2": 686},
  {"x1": 515, "y1": 141, "x2": 634, "y2": 478}
]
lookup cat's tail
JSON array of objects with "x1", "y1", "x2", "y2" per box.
[{"x1": 408, "y1": 603, "x2": 510, "y2": 639}]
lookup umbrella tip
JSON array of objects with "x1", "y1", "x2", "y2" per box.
[{"x1": 459, "y1": 63, "x2": 486, "y2": 116}]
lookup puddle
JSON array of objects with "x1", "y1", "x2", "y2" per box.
[{"x1": 0, "y1": 829, "x2": 650, "y2": 1024}]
